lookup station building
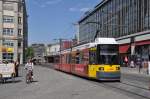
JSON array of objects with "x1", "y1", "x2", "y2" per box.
[
  {"x1": 45, "y1": 41, "x2": 72, "y2": 63},
  {"x1": 31, "y1": 44, "x2": 45, "y2": 63},
  {"x1": 78, "y1": 0, "x2": 150, "y2": 62},
  {"x1": 45, "y1": 43, "x2": 60, "y2": 63}
]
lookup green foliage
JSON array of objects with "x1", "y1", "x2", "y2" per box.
[{"x1": 25, "y1": 47, "x2": 34, "y2": 59}]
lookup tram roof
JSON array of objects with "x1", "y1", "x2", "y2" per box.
[
  {"x1": 61, "y1": 38, "x2": 118, "y2": 52},
  {"x1": 72, "y1": 38, "x2": 118, "y2": 51},
  {"x1": 72, "y1": 43, "x2": 95, "y2": 51}
]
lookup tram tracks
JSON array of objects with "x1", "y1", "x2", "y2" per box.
[
  {"x1": 91, "y1": 80, "x2": 150, "y2": 99},
  {"x1": 41, "y1": 64, "x2": 150, "y2": 98},
  {"x1": 121, "y1": 81, "x2": 149, "y2": 90}
]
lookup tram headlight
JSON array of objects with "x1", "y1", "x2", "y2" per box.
[
  {"x1": 116, "y1": 67, "x2": 120, "y2": 70},
  {"x1": 99, "y1": 67, "x2": 104, "y2": 71}
]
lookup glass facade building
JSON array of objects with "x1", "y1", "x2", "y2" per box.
[
  {"x1": 79, "y1": 0, "x2": 150, "y2": 42},
  {"x1": 78, "y1": 0, "x2": 150, "y2": 65}
]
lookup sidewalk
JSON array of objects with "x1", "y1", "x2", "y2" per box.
[
  {"x1": 121, "y1": 67, "x2": 150, "y2": 89},
  {"x1": 121, "y1": 67, "x2": 150, "y2": 77}
]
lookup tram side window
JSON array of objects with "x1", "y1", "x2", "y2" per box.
[
  {"x1": 76, "y1": 53, "x2": 80, "y2": 64},
  {"x1": 83, "y1": 51, "x2": 89, "y2": 64},
  {"x1": 89, "y1": 51, "x2": 97, "y2": 64},
  {"x1": 66, "y1": 54, "x2": 72, "y2": 64},
  {"x1": 65, "y1": 54, "x2": 68, "y2": 64},
  {"x1": 75, "y1": 52, "x2": 83, "y2": 64},
  {"x1": 61, "y1": 55, "x2": 64, "y2": 63},
  {"x1": 68, "y1": 54, "x2": 71, "y2": 64},
  {"x1": 71, "y1": 53, "x2": 76, "y2": 64}
]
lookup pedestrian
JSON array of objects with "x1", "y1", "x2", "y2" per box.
[
  {"x1": 14, "y1": 60, "x2": 19, "y2": 77},
  {"x1": 130, "y1": 60, "x2": 135, "y2": 68},
  {"x1": 136, "y1": 57, "x2": 142, "y2": 73},
  {"x1": 124, "y1": 56, "x2": 128, "y2": 67}
]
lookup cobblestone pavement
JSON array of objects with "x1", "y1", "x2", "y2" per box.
[{"x1": 0, "y1": 65, "x2": 148, "y2": 99}]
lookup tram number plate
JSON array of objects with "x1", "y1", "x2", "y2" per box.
[{"x1": 107, "y1": 68, "x2": 114, "y2": 71}]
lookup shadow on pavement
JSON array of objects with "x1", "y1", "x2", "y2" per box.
[
  {"x1": 32, "y1": 80, "x2": 38, "y2": 83},
  {"x1": 16, "y1": 76, "x2": 23, "y2": 77},
  {"x1": 0, "y1": 80, "x2": 22, "y2": 84}
]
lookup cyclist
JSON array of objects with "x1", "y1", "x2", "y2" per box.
[{"x1": 24, "y1": 59, "x2": 34, "y2": 80}]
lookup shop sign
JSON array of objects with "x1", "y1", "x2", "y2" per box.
[{"x1": 7, "y1": 48, "x2": 14, "y2": 53}]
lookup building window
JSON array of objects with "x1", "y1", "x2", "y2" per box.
[
  {"x1": 18, "y1": 29, "x2": 22, "y2": 36},
  {"x1": 3, "y1": 16, "x2": 14, "y2": 23},
  {"x1": 18, "y1": 3, "x2": 22, "y2": 12},
  {"x1": 3, "y1": 28, "x2": 14, "y2": 36},
  {"x1": 18, "y1": 42, "x2": 21, "y2": 47},
  {"x1": 3, "y1": 40, "x2": 14, "y2": 47},
  {"x1": 2, "y1": 53, "x2": 14, "y2": 61},
  {"x1": 3, "y1": 3, "x2": 14, "y2": 11},
  {"x1": 18, "y1": 17, "x2": 22, "y2": 24}
]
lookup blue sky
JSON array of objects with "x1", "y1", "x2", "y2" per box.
[{"x1": 26, "y1": 0, "x2": 101, "y2": 44}]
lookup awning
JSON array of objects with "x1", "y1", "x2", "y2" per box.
[
  {"x1": 136, "y1": 40, "x2": 150, "y2": 46},
  {"x1": 119, "y1": 45, "x2": 130, "y2": 54}
]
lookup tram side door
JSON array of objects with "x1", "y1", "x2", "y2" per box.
[{"x1": 88, "y1": 47, "x2": 98, "y2": 78}]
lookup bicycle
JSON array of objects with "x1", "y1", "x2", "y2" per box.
[{"x1": 26, "y1": 70, "x2": 33, "y2": 84}]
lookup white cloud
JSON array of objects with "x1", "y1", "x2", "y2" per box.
[
  {"x1": 32, "y1": 0, "x2": 62, "y2": 8},
  {"x1": 46, "y1": 0, "x2": 62, "y2": 4},
  {"x1": 69, "y1": 8, "x2": 78, "y2": 12},
  {"x1": 69, "y1": 7, "x2": 91, "y2": 12},
  {"x1": 80, "y1": 8, "x2": 90, "y2": 12}
]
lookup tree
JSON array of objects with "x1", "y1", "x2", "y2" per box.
[{"x1": 25, "y1": 47, "x2": 34, "y2": 59}]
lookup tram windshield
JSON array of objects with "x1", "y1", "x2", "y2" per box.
[{"x1": 97, "y1": 44, "x2": 119, "y2": 64}]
